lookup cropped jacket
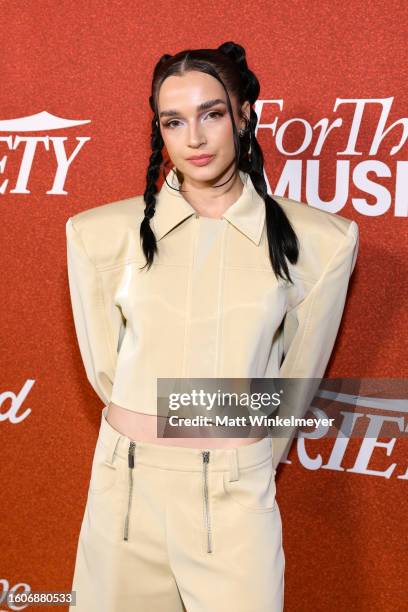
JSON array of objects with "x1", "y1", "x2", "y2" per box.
[{"x1": 66, "y1": 167, "x2": 359, "y2": 467}]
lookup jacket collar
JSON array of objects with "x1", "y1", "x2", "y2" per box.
[{"x1": 151, "y1": 166, "x2": 266, "y2": 245}]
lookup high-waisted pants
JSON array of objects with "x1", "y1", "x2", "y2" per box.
[{"x1": 69, "y1": 406, "x2": 285, "y2": 612}]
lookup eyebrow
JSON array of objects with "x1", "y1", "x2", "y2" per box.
[{"x1": 159, "y1": 98, "x2": 227, "y2": 119}]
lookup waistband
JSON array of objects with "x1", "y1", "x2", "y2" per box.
[{"x1": 99, "y1": 406, "x2": 274, "y2": 473}]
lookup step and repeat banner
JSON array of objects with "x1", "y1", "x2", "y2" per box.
[{"x1": 1, "y1": 1, "x2": 406, "y2": 611}]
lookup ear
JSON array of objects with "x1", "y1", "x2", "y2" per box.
[{"x1": 240, "y1": 100, "x2": 251, "y2": 128}]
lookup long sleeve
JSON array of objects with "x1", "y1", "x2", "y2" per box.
[
  {"x1": 66, "y1": 216, "x2": 124, "y2": 406},
  {"x1": 270, "y1": 220, "x2": 359, "y2": 469}
]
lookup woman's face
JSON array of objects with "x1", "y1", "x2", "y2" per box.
[{"x1": 157, "y1": 70, "x2": 249, "y2": 184}]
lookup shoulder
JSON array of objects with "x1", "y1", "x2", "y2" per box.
[
  {"x1": 66, "y1": 194, "x2": 146, "y2": 267},
  {"x1": 68, "y1": 193, "x2": 145, "y2": 230},
  {"x1": 273, "y1": 195, "x2": 359, "y2": 282},
  {"x1": 273, "y1": 194, "x2": 356, "y2": 240}
]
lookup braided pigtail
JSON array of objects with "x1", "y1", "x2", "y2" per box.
[
  {"x1": 140, "y1": 113, "x2": 164, "y2": 270},
  {"x1": 218, "y1": 41, "x2": 299, "y2": 283},
  {"x1": 248, "y1": 122, "x2": 299, "y2": 283},
  {"x1": 142, "y1": 43, "x2": 300, "y2": 280}
]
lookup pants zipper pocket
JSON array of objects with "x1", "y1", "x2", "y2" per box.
[
  {"x1": 124, "y1": 441, "x2": 136, "y2": 541},
  {"x1": 202, "y1": 451, "x2": 213, "y2": 553}
]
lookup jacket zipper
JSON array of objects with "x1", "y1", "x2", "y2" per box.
[
  {"x1": 202, "y1": 450, "x2": 213, "y2": 553},
  {"x1": 123, "y1": 441, "x2": 136, "y2": 541}
]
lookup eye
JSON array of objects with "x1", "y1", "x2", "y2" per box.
[
  {"x1": 163, "y1": 119, "x2": 181, "y2": 129},
  {"x1": 162, "y1": 111, "x2": 224, "y2": 130},
  {"x1": 206, "y1": 111, "x2": 224, "y2": 120}
]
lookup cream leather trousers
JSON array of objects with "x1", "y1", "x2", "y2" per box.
[{"x1": 69, "y1": 406, "x2": 285, "y2": 612}]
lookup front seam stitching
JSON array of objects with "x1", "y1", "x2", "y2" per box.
[
  {"x1": 181, "y1": 217, "x2": 198, "y2": 377},
  {"x1": 214, "y1": 221, "x2": 228, "y2": 376}
]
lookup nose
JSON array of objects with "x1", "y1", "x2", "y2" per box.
[{"x1": 187, "y1": 120, "x2": 206, "y2": 148}]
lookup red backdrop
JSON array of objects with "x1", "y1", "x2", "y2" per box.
[{"x1": 1, "y1": 1, "x2": 407, "y2": 611}]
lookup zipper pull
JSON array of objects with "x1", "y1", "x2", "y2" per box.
[
  {"x1": 128, "y1": 441, "x2": 136, "y2": 468},
  {"x1": 202, "y1": 450, "x2": 210, "y2": 463}
]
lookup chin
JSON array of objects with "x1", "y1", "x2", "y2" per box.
[
  {"x1": 181, "y1": 163, "x2": 216, "y2": 177},
  {"x1": 179, "y1": 158, "x2": 234, "y2": 183}
]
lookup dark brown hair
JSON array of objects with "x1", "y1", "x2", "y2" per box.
[{"x1": 141, "y1": 41, "x2": 299, "y2": 283}]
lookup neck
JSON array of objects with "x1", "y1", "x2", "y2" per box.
[{"x1": 179, "y1": 166, "x2": 244, "y2": 219}]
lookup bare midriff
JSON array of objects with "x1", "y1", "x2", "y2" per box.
[{"x1": 106, "y1": 401, "x2": 268, "y2": 448}]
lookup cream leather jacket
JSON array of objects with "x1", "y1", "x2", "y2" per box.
[{"x1": 66, "y1": 168, "x2": 359, "y2": 467}]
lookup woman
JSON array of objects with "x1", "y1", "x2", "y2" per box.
[{"x1": 66, "y1": 42, "x2": 359, "y2": 612}]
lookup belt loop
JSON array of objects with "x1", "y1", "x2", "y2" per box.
[
  {"x1": 102, "y1": 405, "x2": 121, "y2": 465},
  {"x1": 228, "y1": 448, "x2": 239, "y2": 482},
  {"x1": 108, "y1": 436, "x2": 121, "y2": 465}
]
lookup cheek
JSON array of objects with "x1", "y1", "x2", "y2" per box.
[
  {"x1": 161, "y1": 132, "x2": 181, "y2": 157},
  {"x1": 211, "y1": 121, "x2": 235, "y2": 152},
  {"x1": 216, "y1": 118, "x2": 233, "y2": 139}
]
